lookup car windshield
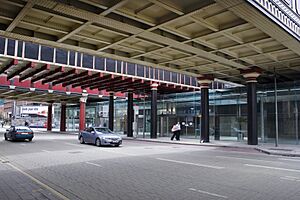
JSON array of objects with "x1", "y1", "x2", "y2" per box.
[
  {"x1": 15, "y1": 126, "x2": 31, "y2": 132},
  {"x1": 94, "y1": 128, "x2": 113, "y2": 133}
]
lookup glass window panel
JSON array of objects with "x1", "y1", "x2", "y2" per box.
[
  {"x1": 185, "y1": 76, "x2": 190, "y2": 85},
  {"x1": 155, "y1": 69, "x2": 159, "y2": 80},
  {"x1": 0, "y1": 37, "x2": 4, "y2": 54},
  {"x1": 172, "y1": 72, "x2": 178, "y2": 83},
  {"x1": 41, "y1": 46, "x2": 54, "y2": 62},
  {"x1": 116, "y1": 61, "x2": 122, "y2": 73},
  {"x1": 56, "y1": 48, "x2": 68, "y2": 64},
  {"x1": 192, "y1": 78, "x2": 197, "y2": 86},
  {"x1": 83, "y1": 54, "x2": 93, "y2": 69},
  {"x1": 7, "y1": 39, "x2": 15, "y2": 56},
  {"x1": 179, "y1": 74, "x2": 183, "y2": 84},
  {"x1": 95, "y1": 57, "x2": 104, "y2": 70},
  {"x1": 77, "y1": 53, "x2": 81, "y2": 67},
  {"x1": 17, "y1": 41, "x2": 23, "y2": 57},
  {"x1": 137, "y1": 64, "x2": 144, "y2": 77},
  {"x1": 159, "y1": 70, "x2": 164, "y2": 80},
  {"x1": 164, "y1": 70, "x2": 170, "y2": 81},
  {"x1": 69, "y1": 51, "x2": 75, "y2": 66},
  {"x1": 144, "y1": 66, "x2": 148, "y2": 78},
  {"x1": 25, "y1": 42, "x2": 39, "y2": 59},
  {"x1": 149, "y1": 67, "x2": 154, "y2": 78},
  {"x1": 127, "y1": 63, "x2": 135, "y2": 75},
  {"x1": 106, "y1": 58, "x2": 115, "y2": 72}
]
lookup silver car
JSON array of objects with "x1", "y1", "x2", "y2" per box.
[{"x1": 78, "y1": 127, "x2": 122, "y2": 147}]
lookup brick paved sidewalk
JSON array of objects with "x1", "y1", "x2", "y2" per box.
[{"x1": 0, "y1": 158, "x2": 62, "y2": 200}]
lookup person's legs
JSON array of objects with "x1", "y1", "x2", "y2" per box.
[
  {"x1": 176, "y1": 131, "x2": 180, "y2": 140},
  {"x1": 171, "y1": 132, "x2": 176, "y2": 140}
]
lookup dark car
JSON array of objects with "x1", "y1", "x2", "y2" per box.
[
  {"x1": 78, "y1": 127, "x2": 122, "y2": 147},
  {"x1": 4, "y1": 126, "x2": 34, "y2": 142}
]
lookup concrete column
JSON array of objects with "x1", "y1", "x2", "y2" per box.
[
  {"x1": 47, "y1": 103, "x2": 53, "y2": 131},
  {"x1": 60, "y1": 102, "x2": 66, "y2": 132},
  {"x1": 109, "y1": 92, "x2": 114, "y2": 131},
  {"x1": 241, "y1": 67, "x2": 261, "y2": 145},
  {"x1": 197, "y1": 76, "x2": 213, "y2": 143},
  {"x1": 151, "y1": 83, "x2": 158, "y2": 139},
  {"x1": 79, "y1": 97, "x2": 87, "y2": 131},
  {"x1": 127, "y1": 90, "x2": 133, "y2": 137}
]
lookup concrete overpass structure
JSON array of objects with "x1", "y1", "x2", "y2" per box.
[{"x1": 0, "y1": 0, "x2": 299, "y2": 145}]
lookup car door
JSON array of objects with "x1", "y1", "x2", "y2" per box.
[
  {"x1": 82, "y1": 128, "x2": 91, "y2": 143},
  {"x1": 90, "y1": 128, "x2": 97, "y2": 143},
  {"x1": 87, "y1": 128, "x2": 95, "y2": 143},
  {"x1": 8, "y1": 126, "x2": 14, "y2": 139}
]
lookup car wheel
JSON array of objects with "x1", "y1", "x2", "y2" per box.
[
  {"x1": 115, "y1": 144, "x2": 120, "y2": 147},
  {"x1": 28, "y1": 138, "x2": 32, "y2": 142},
  {"x1": 95, "y1": 138, "x2": 101, "y2": 147},
  {"x1": 4, "y1": 133, "x2": 7, "y2": 141},
  {"x1": 79, "y1": 136, "x2": 85, "y2": 144}
]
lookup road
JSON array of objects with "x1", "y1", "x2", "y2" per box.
[{"x1": 0, "y1": 132, "x2": 300, "y2": 200}]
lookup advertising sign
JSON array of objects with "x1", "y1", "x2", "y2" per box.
[{"x1": 20, "y1": 106, "x2": 48, "y2": 117}]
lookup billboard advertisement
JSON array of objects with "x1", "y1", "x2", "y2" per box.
[{"x1": 20, "y1": 106, "x2": 48, "y2": 117}]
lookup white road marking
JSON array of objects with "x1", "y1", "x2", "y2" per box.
[
  {"x1": 99, "y1": 149, "x2": 137, "y2": 156},
  {"x1": 156, "y1": 158, "x2": 224, "y2": 169},
  {"x1": 188, "y1": 188, "x2": 228, "y2": 199},
  {"x1": 216, "y1": 156, "x2": 283, "y2": 164},
  {"x1": 4, "y1": 161, "x2": 69, "y2": 200},
  {"x1": 279, "y1": 158, "x2": 300, "y2": 162},
  {"x1": 245, "y1": 164, "x2": 300, "y2": 173},
  {"x1": 20, "y1": 144, "x2": 26, "y2": 146},
  {"x1": 280, "y1": 176, "x2": 297, "y2": 181},
  {"x1": 85, "y1": 162, "x2": 102, "y2": 167},
  {"x1": 42, "y1": 150, "x2": 51, "y2": 153}
]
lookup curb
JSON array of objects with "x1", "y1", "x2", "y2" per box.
[
  {"x1": 255, "y1": 147, "x2": 300, "y2": 157},
  {"x1": 123, "y1": 137, "x2": 257, "y2": 150},
  {"x1": 124, "y1": 137, "x2": 300, "y2": 157}
]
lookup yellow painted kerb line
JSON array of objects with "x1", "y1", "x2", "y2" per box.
[{"x1": 0, "y1": 158, "x2": 69, "y2": 200}]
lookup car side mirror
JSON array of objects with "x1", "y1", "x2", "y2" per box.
[
  {"x1": 6, "y1": 129, "x2": 9, "y2": 132},
  {"x1": 91, "y1": 131, "x2": 95, "y2": 134}
]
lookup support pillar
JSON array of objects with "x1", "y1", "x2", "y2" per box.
[
  {"x1": 79, "y1": 97, "x2": 87, "y2": 131},
  {"x1": 198, "y1": 76, "x2": 213, "y2": 143},
  {"x1": 127, "y1": 90, "x2": 133, "y2": 137},
  {"x1": 60, "y1": 102, "x2": 66, "y2": 132},
  {"x1": 109, "y1": 92, "x2": 114, "y2": 131},
  {"x1": 241, "y1": 67, "x2": 261, "y2": 145},
  {"x1": 150, "y1": 83, "x2": 158, "y2": 139},
  {"x1": 47, "y1": 103, "x2": 52, "y2": 131}
]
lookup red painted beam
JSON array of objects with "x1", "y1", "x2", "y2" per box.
[
  {"x1": 0, "y1": 59, "x2": 18, "y2": 74},
  {"x1": 62, "y1": 71, "x2": 92, "y2": 87},
  {"x1": 84, "y1": 74, "x2": 117, "y2": 89},
  {"x1": 89, "y1": 76, "x2": 124, "y2": 90},
  {"x1": 52, "y1": 70, "x2": 87, "y2": 86},
  {"x1": 113, "y1": 81, "x2": 149, "y2": 92},
  {"x1": 96, "y1": 77, "x2": 131, "y2": 91},
  {"x1": 44, "y1": 69, "x2": 78, "y2": 85},
  {"x1": 32, "y1": 66, "x2": 64, "y2": 83},
  {"x1": 99, "y1": 78, "x2": 138, "y2": 91},
  {"x1": 7, "y1": 62, "x2": 35, "y2": 80},
  {"x1": 19, "y1": 64, "x2": 50, "y2": 82},
  {"x1": 72, "y1": 73, "x2": 102, "y2": 87}
]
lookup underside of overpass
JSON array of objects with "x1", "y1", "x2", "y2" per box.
[
  {"x1": 0, "y1": 0, "x2": 299, "y2": 145},
  {"x1": 0, "y1": 0, "x2": 299, "y2": 84}
]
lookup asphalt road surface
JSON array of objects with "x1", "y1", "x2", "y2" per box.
[{"x1": 0, "y1": 132, "x2": 300, "y2": 200}]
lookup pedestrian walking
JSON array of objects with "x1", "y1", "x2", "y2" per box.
[{"x1": 170, "y1": 122, "x2": 181, "y2": 141}]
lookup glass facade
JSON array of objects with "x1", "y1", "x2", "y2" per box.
[{"x1": 54, "y1": 80, "x2": 300, "y2": 145}]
